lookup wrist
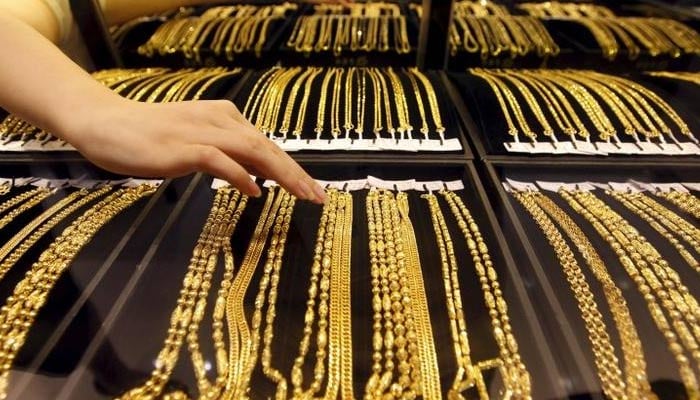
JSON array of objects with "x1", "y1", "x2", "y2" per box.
[{"x1": 51, "y1": 91, "x2": 127, "y2": 148}]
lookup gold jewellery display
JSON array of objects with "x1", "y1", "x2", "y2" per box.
[
  {"x1": 412, "y1": 1, "x2": 558, "y2": 59},
  {"x1": 288, "y1": 3, "x2": 411, "y2": 55},
  {"x1": 109, "y1": 183, "x2": 532, "y2": 399},
  {"x1": 511, "y1": 184, "x2": 700, "y2": 398},
  {"x1": 517, "y1": 2, "x2": 616, "y2": 18},
  {"x1": 0, "y1": 68, "x2": 241, "y2": 144},
  {"x1": 518, "y1": 2, "x2": 700, "y2": 60},
  {"x1": 0, "y1": 183, "x2": 157, "y2": 399},
  {"x1": 243, "y1": 67, "x2": 446, "y2": 140},
  {"x1": 138, "y1": 4, "x2": 298, "y2": 61},
  {"x1": 470, "y1": 68, "x2": 696, "y2": 146},
  {"x1": 424, "y1": 190, "x2": 531, "y2": 398}
]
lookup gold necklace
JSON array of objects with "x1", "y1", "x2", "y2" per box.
[
  {"x1": 223, "y1": 187, "x2": 280, "y2": 400},
  {"x1": 514, "y1": 191, "x2": 644, "y2": 399},
  {"x1": 442, "y1": 190, "x2": 532, "y2": 397},
  {"x1": 0, "y1": 188, "x2": 107, "y2": 281},
  {"x1": 396, "y1": 191, "x2": 441, "y2": 399},
  {"x1": 294, "y1": 68, "x2": 324, "y2": 138},
  {"x1": 119, "y1": 188, "x2": 244, "y2": 400},
  {"x1": 291, "y1": 189, "x2": 336, "y2": 399},
  {"x1": 234, "y1": 190, "x2": 295, "y2": 399},
  {"x1": 561, "y1": 189, "x2": 700, "y2": 395},
  {"x1": 0, "y1": 188, "x2": 53, "y2": 230},
  {"x1": 656, "y1": 191, "x2": 700, "y2": 220},
  {"x1": 610, "y1": 191, "x2": 699, "y2": 271},
  {"x1": 0, "y1": 185, "x2": 157, "y2": 398}
]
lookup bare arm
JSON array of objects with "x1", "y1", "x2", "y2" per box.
[
  {"x1": 0, "y1": 10, "x2": 326, "y2": 203},
  {"x1": 103, "y1": 0, "x2": 222, "y2": 26}
]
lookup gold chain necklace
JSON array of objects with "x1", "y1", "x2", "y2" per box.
[
  {"x1": 610, "y1": 191, "x2": 699, "y2": 270},
  {"x1": 442, "y1": 190, "x2": 532, "y2": 397},
  {"x1": 119, "y1": 188, "x2": 245, "y2": 400},
  {"x1": 561, "y1": 189, "x2": 700, "y2": 395},
  {"x1": 656, "y1": 191, "x2": 700, "y2": 220},
  {"x1": 0, "y1": 188, "x2": 109, "y2": 281},
  {"x1": 223, "y1": 187, "x2": 280, "y2": 399},
  {"x1": 514, "y1": 191, "x2": 641, "y2": 399},
  {"x1": 0, "y1": 185, "x2": 156, "y2": 398}
]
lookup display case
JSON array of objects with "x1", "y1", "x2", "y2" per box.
[{"x1": 0, "y1": 0, "x2": 698, "y2": 398}]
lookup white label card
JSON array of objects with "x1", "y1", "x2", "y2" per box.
[
  {"x1": 504, "y1": 142, "x2": 533, "y2": 154},
  {"x1": 535, "y1": 181, "x2": 566, "y2": 192},
  {"x1": 124, "y1": 179, "x2": 162, "y2": 188},
  {"x1": 609, "y1": 182, "x2": 638, "y2": 192},
  {"x1": 576, "y1": 182, "x2": 597, "y2": 192},
  {"x1": 628, "y1": 180, "x2": 654, "y2": 192},
  {"x1": 505, "y1": 179, "x2": 538, "y2": 192},
  {"x1": 211, "y1": 178, "x2": 229, "y2": 189},
  {"x1": 13, "y1": 178, "x2": 37, "y2": 186},
  {"x1": 0, "y1": 178, "x2": 12, "y2": 187},
  {"x1": 445, "y1": 180, "x2": 465, "y2": 191},
  {"x1": 681, "y1": 183, "x2": 700, "y2": 192},
  {"x1": 653, "y1": 183, "x2": 690, "y2": 193}
]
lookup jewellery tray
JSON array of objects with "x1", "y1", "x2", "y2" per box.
[
  {"x1": 4, "y1": 161, "x2": 568, "y2": 399},
  {"x1": 483, "y1": 159, "x2": 700, "y2": 399}
]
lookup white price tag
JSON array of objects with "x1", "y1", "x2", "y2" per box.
[
  {"x1": 657, "y1": 143, "x2": 687, "y2": 155},
  {"x1": 13, "y1": 177, "x2": 37, "y2": 186},
  {"x1": 124, "y1": 179, "x2": 162, "y2": 188},
  {"x1": 367, "y1": 176, "x2": 393, "y2": 190},
  {"x1": 572, "y1": 140, "x2": 604, "y2": 155},
  {"x1": 0, "y1": 178, "x2": 12, "y2": 187},
  {"x1": 504, "y1": 142, "x2": 533, "y2": 154},
  {"x1": 345, "y1": 179, "x2": 368, "y2": 191},
  {"x1": 653, "y1": 183, "x2": 690, "y2": 193},
  {"x1": 350, "y1": 139, "x2": 379, "y2": 151},
  {"x1": 211, "y1": 178, "x2": 229, "y2": 189},
  {"x1": 628, "y1": 180, "x2": 655, "y2": 192},
  {"x1": 681, "y1": 183, "x2": 700, "y2": 192},
  {"x1": 677, "y1": 142, "x2": 700, "y2": 155},
  {"x1": 637, "y1": 141, "x2": 666, "y2": 155},
  {"x1": 573, "y1": 182, "x2": 596, "y2": 192},
  {"x1": 530, "y1": 142, "x2": 559, "y2": 154},
  {"x1": 445, "y1": 180, "x2": 464, "y2": 191},
  {"x1": 609, "y1": 182, "x2": 638, "y2": 192},
  {"x1": 595, "y1": 142, "x2": 620, "y2": 154},
  {"x1": 505, "y1": 179, "x2": 538, "y2": 192},
  {"x1": 262, "y1": 180, "x2": 278, "y2": 188},
  {"x1": 535, "y1": 181, "x2": 566, "y2": 192}
]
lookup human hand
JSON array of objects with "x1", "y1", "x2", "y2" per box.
[{"x1": 61, "y1": 97, "x2": 327, "y2": 204}]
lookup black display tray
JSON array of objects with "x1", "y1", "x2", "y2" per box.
[
  {"x1": 482, "y1": 159, "x2": 700, "y2": 399},
  {"x1": 445, "y1": 70, "x2": 700, "y2": 162},
  {"x1": 7, "y1": 161, "x2": 567, "y2": 399}
]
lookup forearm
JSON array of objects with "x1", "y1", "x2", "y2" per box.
[
  {"x1": 0, "y1": 13, "x2": 122, "y2": 142},
  {"x1": 103, "y1": 0, "x2": 224, "y2": 25}
]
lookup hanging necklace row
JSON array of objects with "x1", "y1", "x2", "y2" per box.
[
  {"x1": 470, "y1": 68, "x2": 696, "y2": 148},
  {"x1": 288, "y1": 15, "x2": 411, "y2": 55},
  {"x1": 138, "y1": 4, "x2": 297, "y2": 61},
  {"x1": 243, "y1": 67, "x2": 445, "y2": 141},
  {"x1": 510, "y1": 186, "x2": 700, "y2": 397}
]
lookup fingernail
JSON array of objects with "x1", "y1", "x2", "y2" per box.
[
  {"x1": 312, "y1": 181, "x2": 327, "y2": 204},
  {"x1": 249, "y1": 181, "x2": 262, "y2": 198},
  {"x1": 297, "y1": 179, "x2": 314, "y2": 200}
]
